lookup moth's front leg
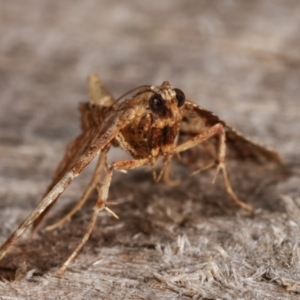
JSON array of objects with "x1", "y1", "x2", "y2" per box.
[
  {"x1": 57, "y1": 157, "x2": 149, "y2": 276},
  {"x1": 174, "y1": 123, "x2": 253, "y2": 212},
  {"x1": 46, "y1": 145, "x2": 110, "y2": 231}
]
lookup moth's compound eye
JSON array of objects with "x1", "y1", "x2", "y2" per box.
[
  {"x1": 174, "y1": 88, "x2": 185, "y2": 107},
  {"x1": 149, "y1": 94, "x2": 165, "y2": 114}
]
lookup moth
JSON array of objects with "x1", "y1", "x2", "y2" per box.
[{"x1": 0, "y1": 74, "x2": 282, "y2": 275}]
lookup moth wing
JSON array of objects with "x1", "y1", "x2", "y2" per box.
[
  {"x1": 88, "y1": 73, "x2": 115, "y2": 106},
  {"x1": 178, "y1": 100, "x2": 282, "y2": 169}
]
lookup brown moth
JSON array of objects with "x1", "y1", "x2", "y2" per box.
[{"x1": 0, "y1": 74, "x2": 282, "y2": 275}]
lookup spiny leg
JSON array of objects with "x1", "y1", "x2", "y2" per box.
[
  {"x1": 0, "y1": 107, "x2": 135, "y2": 263},
  {"x1": 56, "y1": 157, "x2": 149, "y2": 276},
  {"x1": 46, "y1": 146, "x2": 110, "y2": 231},
  {"x1": 215, "y1": 162, "x2": 253, "y2": 211},
  {"x1": 212, "y1": 126, "x2": 253, "y2": 211},
  {"x1": 32, "y1": 133, "x2": 95, "y2": 233},
  {"x1": 174, "y1": 123, "x2": 253, "y2": 212}
]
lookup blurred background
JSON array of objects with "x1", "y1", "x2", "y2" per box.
[
  {"x1": 1, "y1": 0, "x2": 299, "y2": 151},
  {"x1": 1, "y1": 1, "x2": 300, "y2": 298}
]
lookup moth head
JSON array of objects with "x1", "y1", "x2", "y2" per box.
[{"x1": 148, "y1": 82, "x2": 185, "y2": 121}]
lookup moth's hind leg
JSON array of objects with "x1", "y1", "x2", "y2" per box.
[
  {"x1": 46, "y1": 146, "x2": 110, "y2": 231},
  {"x1": 56, "y1": 157, "x2": 149, "y2": 276},
  {"x1": 174, "y1": 124, "x2": 253, "y2": 212},
  {"x1": 212, "y1": 127, "x2": 253, "y2": 212}
]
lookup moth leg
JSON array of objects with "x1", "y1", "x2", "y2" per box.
[
  {"x1": 212, "y1": 126, "x2": 253, "y2": 212},
  {"x1": 156, "y1": 155, "x2": 180, "y2": 186},
  {"x1": 156, "y1": 155, "x2": 170, "y2": 182},
  {"x1": 0, "y1": 106, "x2": 136, "y2": 263},
  {"x1": 174, "y1": 123, "x2": 253, "y2": 212},
  {"x1": 56, "y1": 157, "x2": 149, "y2": 276},
  {"x1": 0, "y1": 172, "x2": 76, "y2": 262},
  {"x1": 32, "y1": 132, "x2": 95, "y2": 232},
  {"x1": 190, "y1": 162, "x2": 216, "y2": 177},
  {"x1": 162, "y1": 161, "x2": 180, "y2": 186},
  {"x1": 149, "y1": 156, "x2": 158, "y2": 181},
  {"x1": 46, "y1": 146, "x2": 110, "y2": 231},
  {"x1": 214, "y1": 162, "x2": 253, "y2": 211}
]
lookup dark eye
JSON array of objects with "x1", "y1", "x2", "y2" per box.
[
  {"x1": 174, "y1": 88, "x2": 185, "y2": 107},
  {"x1": 149, "y1": 94, "x2": 165, "y2": 114}
]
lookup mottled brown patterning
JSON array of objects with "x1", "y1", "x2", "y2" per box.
[{"x1": 0, "y1": 74, "x2": 282, "y2": 275}]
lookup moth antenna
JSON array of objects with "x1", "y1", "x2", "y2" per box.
[{"x1": 113, "y1": 85, "x2": 151, "y2": 103}]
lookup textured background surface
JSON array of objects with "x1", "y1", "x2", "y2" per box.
[{"x1": 0, "y1": 1, "x2": 300, "y2": 299}]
